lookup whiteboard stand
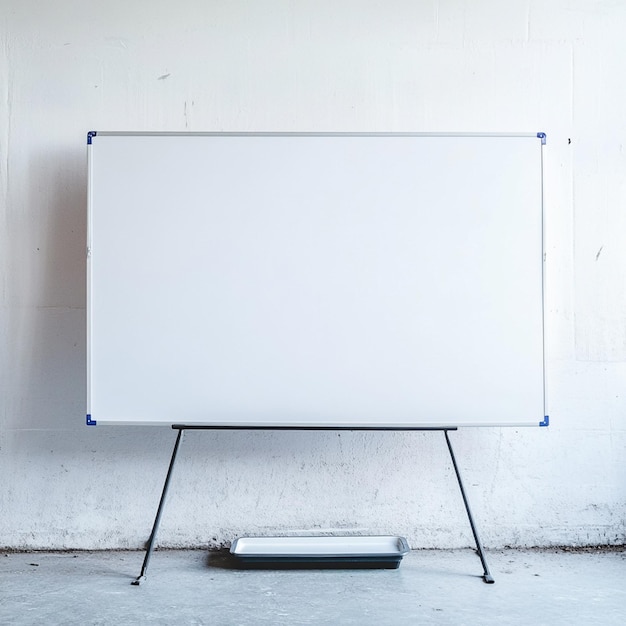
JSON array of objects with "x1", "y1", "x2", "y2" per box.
[
  {"x1": 86, "y1": 131, "x2": 546, "y2": 587},
  {"x1": 131, "y1": 426, "x2": 494, "y2": 586}
]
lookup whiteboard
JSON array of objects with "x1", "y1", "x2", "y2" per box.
[{"x1": 87, "y1": 132, "x2": 546, "y2": 427}]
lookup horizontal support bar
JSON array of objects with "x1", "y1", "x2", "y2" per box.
[{"x1": 171, "y1": 425, "x2": 458, "y2": 432}]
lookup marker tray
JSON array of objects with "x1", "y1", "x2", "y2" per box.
[{"x1": 230, "y1": 535, "x2": 410, "y2": 569}]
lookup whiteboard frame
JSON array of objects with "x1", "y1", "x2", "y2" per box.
[{"x1": 87, "y1": 131, "x2": 547, "y2": 428}]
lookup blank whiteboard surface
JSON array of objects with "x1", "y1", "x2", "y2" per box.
[{"x1": 87, "y1": 132, "x2": 546, "y2": 427}]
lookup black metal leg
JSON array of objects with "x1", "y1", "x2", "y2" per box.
[
  {"x1": 132, "y1": 428, "x2": 185, "y2": 585},
  {"x1": 444, "y1": 430, "x2": 495, "y2": 584}
]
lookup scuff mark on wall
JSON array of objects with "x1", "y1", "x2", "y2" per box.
[
  {"x1": 183, "y1": 100, "x2": 195, "y2": 129},
  {"x1": 157, "y1": 73, "x2": 171, "y2": 80},
  {"x1": 105, "y1": 37, "x2": 128, "y2": 50}
]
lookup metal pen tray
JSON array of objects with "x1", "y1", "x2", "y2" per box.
[{"x1": 230, "y1": 536, "x2": 410, "y2": 569}]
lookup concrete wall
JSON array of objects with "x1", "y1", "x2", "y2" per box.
[{"x1": 1, "y1": 0, "x2": 624, "y2": 550}]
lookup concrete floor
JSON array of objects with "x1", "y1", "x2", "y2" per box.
[{"x1": 1, "y1": 548, "x2": 624, "y2": 625}]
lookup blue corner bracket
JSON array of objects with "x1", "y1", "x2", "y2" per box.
[
  {"x1": 537, "y1": 132, "x2": 546, "y2": 145},
  {"x1": 539, "y1": 415, "x2": 549, "y2": 427},
  {"x1": 86, "y1": 414, "x2": 97, "y2": 426},
  {"x1": 87, "y1": 131, "x2": 97, "y2": 145}
]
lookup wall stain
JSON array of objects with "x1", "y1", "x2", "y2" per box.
[
  {"x1": 158, "y1": 73, "x2": 171, "y2": 80},
  {"x1": 595, "y1": 246, "x2": 603, "y2": 261}
]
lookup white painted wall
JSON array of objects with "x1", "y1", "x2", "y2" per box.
[{"x1": 1, "y1": 0, "x2": 624, "y2": 550}]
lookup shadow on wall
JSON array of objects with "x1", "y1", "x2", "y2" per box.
[{"x1": 5, "y1": 146, "x2": 88, "y2": 434}]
